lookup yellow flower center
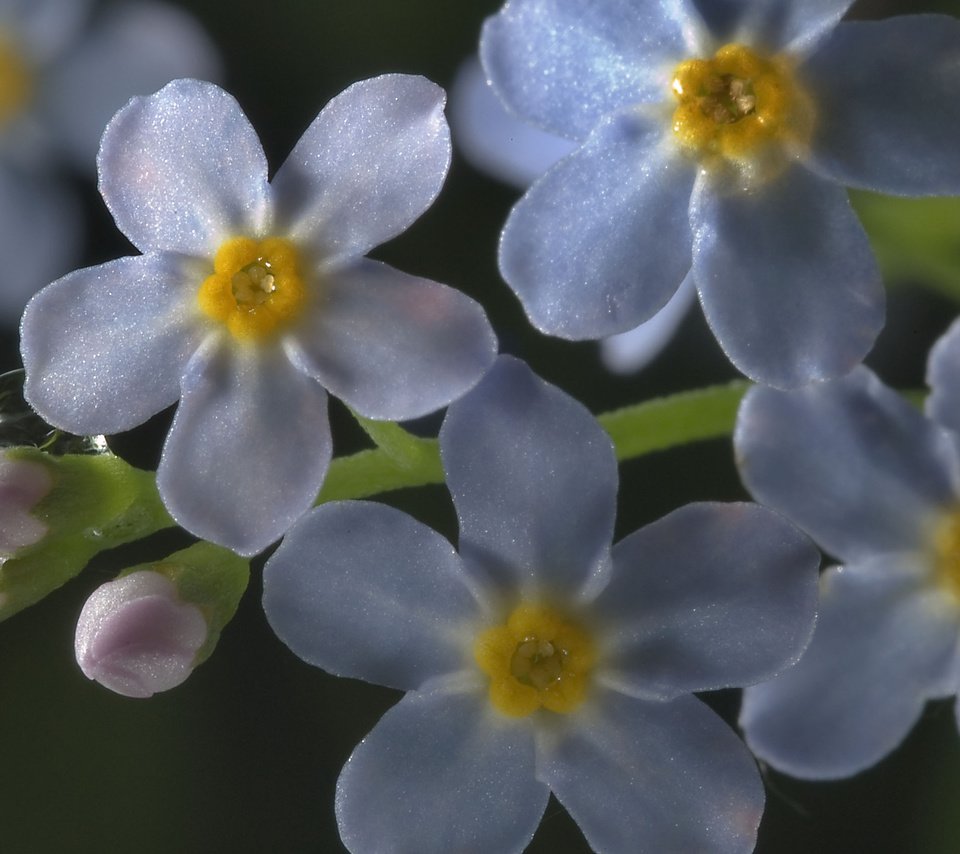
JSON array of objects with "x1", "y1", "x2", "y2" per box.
[
  {"x1": 473, "y1": 601, "x2": 596, "y2": 718},
  {"x1": 197, "y1": 236, "x2": 308, "y2": 341},
  {"x1": 933, "y1": 509, "x2": 960, "y2": 598},
  {"x1": 670, "y1": 43, "x2": 814, "y2": 178},
  {"x1": 0, "y1": 32, "x2": 32, "y2": 127}
]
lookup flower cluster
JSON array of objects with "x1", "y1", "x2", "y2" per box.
[{"x1": 3, "y1": 0, "x2": 960, "y2": 852}]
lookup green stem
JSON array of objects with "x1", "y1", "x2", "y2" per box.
[{"x1": 319, "y1": 380, "x2": 751, "y2": 503}]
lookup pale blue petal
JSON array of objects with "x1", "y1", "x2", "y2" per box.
[
  {"x1": 927, "y1": 318, "x2": 960, "y2": 440},
  {"x1": 740, "y1": 554, "x2": 960, "y2": 780},
  {"x1": 284, "y1": 259, "x2": 496, "y2": 421},
  {"x1": 480, "y1": 0, "x2": 690, "y2": 140},
  {"x1": 595, "y1": 502, "x2": 819, "y2": 699},
  {"x1": 263, "y1": 501, "x2": 481, "y2": 692},
  {"x1": 440, "y1": 356, "x2": 616, "y2": 601},
  {"x1": 500, "y1": 111, "x2": 694, "y2": 340},
  {"x1": 537, "y1": 690, "x2": 763, "y2": 854},
  {"x1": 272, "y1": 74, "x2": 450, "y2": 267},
  {"x1": 599, "y1": 271, "x2": 695, "y2": 374},
  {"x1": 691, "y1": 164, "x2": 884, "y2": 388},
  {"x1": 1, "y1": 0, "x2": 90, "y2": 63},
  {"x1": 735, "y1": 368, "x2": 958, "y2": 563},
  {"x1": 804, "y1": 17, "x2": 960, "y2": 196},
  {"x1": 21, "y1": 254, "x2": 201, "y2": 435},
  {"x1": 449, "y1": 55, "x2": 576, "y2": 190},
  {"x1": 336, "y1": 680, "x2": 547, "y2": 854},
  {"x1": 157, "y1": 342, "x2": 330, "y2": 557},
  {"x1": 733, "y1": 0, "x2": 854, "y2": 54},
  {"x1": 44, "y1": 1, "x2": 222, "y2": 171},
  {"x1": 98, "y1": 79, "x2": 269, "y2": 256},
  {"x1": 0, "y1": 167, "x2": 81, "y2": 322}
]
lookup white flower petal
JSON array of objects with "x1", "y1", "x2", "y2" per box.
[
  {"x1": 450, "y1": 55, "x2": 576, "y2": 190},
  {"x1": 272, "y1": 74, "x2": 450, "y2": 267},
  {"x1": 157, "y1": 341, "x2": 331, "y2": 557},
  {"x1": 45, "y1": 1, "x2": 222, "y2": 171},
  {"x1": 440, "y1": 357, "x2": 616, "y2": 601},
  {"x1": 597, "y1": 502, "x2": 819, "y2": 699},
  {"x1": 537, "y1": 689, "x2": 764, "y2": 854},
  {"x1": 263, "y1": 501, "x2": 481, "y2": 692},
  {"x1": 741, "y1": 554, "x2": 960, "y2": 780},
  {"x1": 499, "y1": 111, "x2": 694, "y2": 340},
  {"x1": 735, "y1": 367, "x2": 959, "y2": 563},
  {"x1": 285, "y1": 259, "x2": 496, "y2": 421},
  {"x1": 98, "y1": 79, "x2": 269, "y2": 256},
  {"x1": 336, "y1": 680, "x2": 547, "y2": 854},
  {"x1": 21, "y1": 253, "x2": 202, "y2": 435},
  {"x1": 692, "y1": 164, "x2": 884, "y2": 388}
]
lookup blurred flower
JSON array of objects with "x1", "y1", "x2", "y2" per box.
[
  {"x1": 450, "y1": 55, "x2": 695, "y2": 375},
  {"x1": 481, "y1": 0, "x2": 960, "y2": 388},
  {"x1": 75, "y1": 569, "x2": 207, "y2": 698},
  {"x1": 263, "y1": 356, "x2": 819, "y2": 853},
  {"x1": 0, "y1": 0, "x2": 219, "y2": 319},
  {"x1": 0, "y1": 449, "x2": 52, "y2": 556},
  {"x1": 735, "y1": 317, "x2": 960, "y2": 778},
  {"x1": 21, "y1": 77, "x2": 497, "y2": 556}
]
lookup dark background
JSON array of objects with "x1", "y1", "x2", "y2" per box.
[{"x1": 1, "y1": 1, "x2": 959, "y2": 851}]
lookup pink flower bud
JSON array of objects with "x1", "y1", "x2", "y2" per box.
[
  {"x1": 75, "y1": 570, "x2": 208, "y2": 698},
  {"x1": 0, "y1": 452, "x2": 53, "y2": 554}
]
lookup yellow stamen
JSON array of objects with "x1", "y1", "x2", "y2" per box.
[
  {"x1": 474, "y1": 601, "x2": 596, "y2": 718},
  {"x1": 197, "y1": 236, "x2": 308, "y2": 341},
  {"x1": 0, "y1": 32, "x2": 33, "y2": 127},
  {"x1": 670, "y1": 43, "x2": 814, "y2": 179}
]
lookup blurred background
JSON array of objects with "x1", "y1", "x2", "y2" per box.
[{"x1": 1, "y1": 0, "x2": 959, "y2": 851}]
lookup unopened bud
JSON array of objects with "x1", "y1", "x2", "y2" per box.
[
  {"x1": 75, "y1": 570, "x2": 208, "y2": 698},
  {"x1": 0, "y1": 451, "x2": 53, "y2": 555}
]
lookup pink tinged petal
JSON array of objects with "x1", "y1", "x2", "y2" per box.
[
  {"x1": 599, "y1": 271, "x2": 696, "y2": 374},
  {"x1": 537, "y1": 690, "x2": 764, "y2": 854},
  {"x1": 285, "y1": 259, "x2": 497, "y2": 421},
  {"x1": 735, "y1": 368, "x2": 959, "y2": 564},
  {"x1": 21, "y1": 253, "x2": 203, "y2": 436},
  {"x1": 157, "y1": 341, "x2": 331, "y2": 557},
  {"x1": 336, "y1": 681, "x2": 548, "y2": 854},
  {"x1": 74, "y1": 570, "x2": 207, "y2": 699},
  {"x1": 97, "y1": 79, "x2": 269, "y2": 256},
  {"x1": 499, "y1": 111, "x2": 695, "y2": 340},
  {"x1": 440, "y1": 356, "x2": 616, "y2": 601},
  {"x1": 449, "y1": 55, "x2": 576, "y2": 190},
  {"x1": 803, "y1": 16, "x2": 960, "y2": 196},
  {"x1": 0, "y1": 167, "x2": 81, "y2": 322},
  {"x1": 263, "y1": 501, "x2": 482, "y2": 692},
  {"x1": 597, "y1": 502, "x2": 819, "y2": 700},
  {"x1": 691, "y1": 164, "x2": 884, "y2": 389},
  {"x1": 0, "y1": 453, "x2": 53, "y2": 553},
  {"x1": 480, "y1": 0, "x2": 690, "y2": 141},
  {"x1": 272, "y1": 74, "x2": 450, "y2": 266},
  {"x1": 740, "y1": 555, "x2": 960, "y2": 780},
  {"x1": 45, "y1": 1, "x2": 223, "y2": 171}
]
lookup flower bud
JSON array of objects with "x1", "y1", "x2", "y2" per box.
[
  {"x1": 75, "y1": 570, "x2": 208, "y2": 698},
  {"x1": 0, "y1": 450, "x2": 53, "y2": 556}
]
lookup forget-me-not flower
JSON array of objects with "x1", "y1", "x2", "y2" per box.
[
  {"x1": 450, "y1": 55, "x2": 696, "y2": 375},
  {"x1": 0, "y1": 0, "x2": 219, "y2": 319},
  {"x1": 263, "y1": 356, "x2": 819, "y2": 853},
  {"x1": 20, "y1": 77, "x2": 497, "y2": 557},
  {"x1": 735, "y1": 318, "x2": 960, "y2": 778},
  {"x1": 481, "y1": 0, "x2": 960, "y2": 388}
]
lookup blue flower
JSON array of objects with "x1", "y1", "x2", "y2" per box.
[
  {"x1": 0, "y1": 0, "x2": 219, "y2": 319},
  {"x1": 481, "y1": 0, "x2": 960, "y2": 388},
  {"x1": 735, "y1": 317, "x2": 960, "y2": 778},
  {"x1": 263, "y1": 356, "x2": 819, "y2": 853},
  {"x1": 20, "y1": 77, "x2": 497, "y2": 556}
]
